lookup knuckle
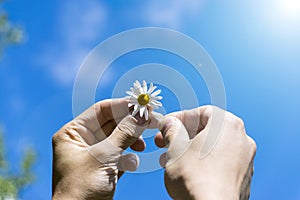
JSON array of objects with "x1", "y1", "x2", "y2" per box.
[
  {"x1": 117, "y1": 120, "x2": 135, "y2": 134},
  {"x1": 225, "y1": 112, "x2": 245, "y2": 130},
  {"x1": 52, "y1": 122, "x2": 77, "y2": 146},
  {"x1": 111, "y1": 123, "x2": 137, "y2": 147},
  {"x1": 201, "y1": 105, "x2": 214, "y2": 115},
  {"x1": 247, "y1": 136, "x2": 257, "y2": 153},
  {"x1": 52, "y1": 130, "x2": 64, "y2": 148},
  {"x1": 116, "y1": 123, "x2": 134, "y2": 138},
  {"x1": 52, "y1": 124, "x2": 69, "y2": 145},
  {"x1": 201, "y1": 104, "x2": 220, "y2": 113},
  {"x1": 52, "y1": 132, "x2": 59, "y2": 145},
  {"x1": 115, "y1": 120, "x2": 143, "y2": 140}
]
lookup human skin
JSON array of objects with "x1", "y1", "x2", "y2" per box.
[
  {"x1": 52, "y1": 98, "x2": 256, "y2": 200},
  {"x1": 154, "y1": 106, "x2": 256, "y2": 200},
  {"x1": 52, "y1": 98, "x2": 148, "y2": 200}
]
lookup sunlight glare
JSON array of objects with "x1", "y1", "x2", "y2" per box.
[{"x1": 279, "y1": 0, "x2": 300, "y2": 19}]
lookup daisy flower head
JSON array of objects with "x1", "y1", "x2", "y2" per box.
[{"x1": 126, "y1": 80, "x2": 163, "y2": 120}]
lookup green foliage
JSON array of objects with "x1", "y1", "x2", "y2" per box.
[
  {"x1": 0, "y1": 1, "x2": 32, "y2": 199},
  {"x1": 0, "y1": 132, "x2": 7, "y2": 169},
  {"x1": 0, "y1": 0, "x2": 23, "y2": 54},
  {"x1": 0, "y1": 131, "x2": 36, "y2": 199}
]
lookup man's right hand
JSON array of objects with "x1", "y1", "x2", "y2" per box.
[{"x1": 154, "y1": 106, "x2": 256, "y2": 200}]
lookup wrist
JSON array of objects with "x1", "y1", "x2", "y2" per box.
[
  {"x1": 52, "y1": 180, "x2": 82, "y2": 200},
  {"x1": 52, "y1": 178, "x2": 114, "y2": 200},
  {"x1": 188, "y1": 180, "x2": 239, "y2": 200}
]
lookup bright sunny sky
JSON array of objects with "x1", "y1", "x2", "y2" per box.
[{"x1": 1, "y1": 0, "x2": 300, "y2": 199}]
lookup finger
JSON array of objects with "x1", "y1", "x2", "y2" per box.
[
  {"x1": 96, "y1": 98, "x2": 130, "y2": 126},
  {"x1": 148, "y1": 112, "x2": 164, "y2": 129},
  {"x1": 167, "y1": 110, "x2": 202, "y2": 139},
  {"x1": 166, "y1": 105, "x2": 222, "y2": 139},
  {"x1": 159, "y1": 116, "x2": 191, "y2": 165},
  {"x1": 192, "y1": 106, "x2": 227, "y2": 157},
  {"x1": 159, "y1": 152, "x2": 167, "y2": 168},
  {"x1": 96, "y1": 108, "x2": 146, "y2": 140},
  {"x1": 117, "y1": 153, "x2": 140, "y2": 172},
  {"x1": 107, "y1": 115, "x2": 148, "y2": 151},
  {"x1": 73, "y1": 98, "x2": 129, "y2": 143},
  {"x1": 158, "y1": 116, "x2": 189, "y2": 146},
  {"x1": 154, "y1": 132, "x2": 166, "y2": 148},
  {"x1": 130, "y1": 135, "x2": 146, "y2": 152},
  {"x1": 76, "y1": 98, "x2": 129, "y2": 130}
]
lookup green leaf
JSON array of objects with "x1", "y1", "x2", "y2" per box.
[
  {"x1": 0, "y1": 130, "x2": 7, "y2": 169},
  {"x1": 22, "y1": 149, "x2": 36, "y2": 172},
  {"x1": 0, "y1": 177, "x2": 18, "y2": 198},
  {"x1": 0, "y1": 131, "x2": 36, "y2": 198},
  {"x1": 0, "y1": 0, "x2": 23, "y2": 55}
]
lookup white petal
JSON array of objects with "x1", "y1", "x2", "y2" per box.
[
  {"x1": 153, "y1": 96, "x2": 162, "y2": 100},
  {"x1": 126, "y1": 89, "x2": 139, "y2": 98},
  {"x1": 134, "y1": 80, "x2": 143, "y2": 94},
  {"x1": 142, "y1": 80, "x2": 148, "y2": 94},
  {"x1": 144, "y1": 108, "x2": 148, "y2": 120},
  {"x1": 150, "y1": 100, "x2": 162, "y2": 107},
  {"x1": 150, "y1": 104, "x2": 159, "y2": 109},
  {"x1": 126, "y1": 91, "x2": 136, "y2": 97},
  {"x1": 134, "y1": 80, "x2": 141, "y2": 88},
  {"x1": 147, "y1": 83, "x2": 157, "y2": 94},
  {"x1": 129, "y1": 98, "x2": 138, "y2": 103},
  {"x1": 128, "y1": 103, "x2": 134, "y2": 107},
  {"x1": 132, "y1": 105, "x2": 140, "y2": 116},
  {"x1": 130, "y1": 87, "x2": 140, "y2": 97},
  {"x1": 139, "y1": 106, "x2": 145, "y2": 117},
  {"x1": 151, "y1": 89, "x2": 161, "y2": 97},
  {"x1": 126, "y1": 91, "x2": 131, "y2": 95},
  {"x1": 134, "y1": 104, "x2": 139, "y2": 110},
  {"x1": 133, "y1": 90, "x2": 139, "y2": 97}
]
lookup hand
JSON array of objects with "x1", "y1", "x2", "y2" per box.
[
  {"x1": 52, "y1": 98, "x2": 148, "y2": 200},
  {"x1": 154, "y1": 106, "x2": 256, "y2": 200}
]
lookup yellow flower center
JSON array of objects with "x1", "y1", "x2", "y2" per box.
[{"x1": 137, "y1": 94, "x2": 150, "y2": 106}]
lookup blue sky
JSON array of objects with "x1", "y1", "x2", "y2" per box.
[{"x1": 1, "y1": 0, "x2": 300, "y2": 199}]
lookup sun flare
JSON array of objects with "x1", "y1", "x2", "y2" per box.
[{"x1": 279, "y1": 0, "x2": 300, "y2": 19}]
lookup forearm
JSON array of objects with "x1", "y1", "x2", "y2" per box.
[{"x1": 184, "y1": 177, "x2": 240, "y2": 200}]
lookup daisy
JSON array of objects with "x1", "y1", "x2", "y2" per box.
[{"x1": 126, "y1": 80, "x2": 163, "y2": 120}]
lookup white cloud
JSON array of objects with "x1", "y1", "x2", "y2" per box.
[
  {"x1": 143, "y1": 0, "x2": 205, "y2": 28},
  {"x1": 41, "y1": 0, "x2": 107, "y2": 86},
  {"x1": 39, "y1": 0, "x2": 205, "y2": 87}
]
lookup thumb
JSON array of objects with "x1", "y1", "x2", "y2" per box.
[
  {"x1": 107, "y1": 115, "x2": 148, "y2": 152},
  {"x1": 159, "y1": 116, "x2": 190, "y2": 147},
  {"x1": 159, "y1": 116, "x2": 190, "y2": 164},
  {"x1": 117, "y1": 153, "x2": 140, "y2": 172}
]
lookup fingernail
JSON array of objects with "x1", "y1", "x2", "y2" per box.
[
  {"x1": 126, "y1": 156, "x2": 139, "y2": 172},
  {"x1": 159, "y1": 153, "x2": 167, "y2": 168}
]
